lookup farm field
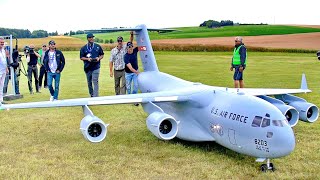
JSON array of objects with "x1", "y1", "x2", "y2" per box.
[
  {"x1": 14, "y1": 25, "x2": 320, "y2": 51},
  {"x1": 0, "y1": 51, "x2": 319, "y2": 179}
]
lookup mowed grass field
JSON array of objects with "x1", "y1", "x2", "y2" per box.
[{"x1": 0, "y1": 51, "x2": 320, "y2": 179}]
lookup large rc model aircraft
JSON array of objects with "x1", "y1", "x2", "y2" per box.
[{"x1": 1, "y1": 24, "x2": 319, "y2": 172}]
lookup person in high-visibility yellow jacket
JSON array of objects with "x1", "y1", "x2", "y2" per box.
[{"x1": 230, "y1": 36, "x2": 247, "y2": 88}]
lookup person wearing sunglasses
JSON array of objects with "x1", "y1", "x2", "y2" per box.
[
  {"x1": 109, "y1": 32, "x2": 133, "y2": 95},
  {"x1": 80, "y1": 33, "x2": 104, "y2": 97},
  {"x1": 38, "y1": 44, "x2": 48, "y2": 90},
  {"x1": 230, "y1": 36, "x2": 247, "y2": 88}
]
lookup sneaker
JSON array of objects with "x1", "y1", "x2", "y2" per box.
[
  {"x1": 134, "y1": 103, "x2": 139, "y2": 107},
  {"x1": 53, "y1": 99, "x2": 57, "y2": 101},
  {"x1": 50, "y1": 96, "x2": 54, "y2": 101}
]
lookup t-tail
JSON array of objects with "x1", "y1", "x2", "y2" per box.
[
  {"x1": 135, "y1": 24, "x2": 159, "y2": 72},
  {"x1": 86, "y1": 24, "x2": 177, "y2": 72}
]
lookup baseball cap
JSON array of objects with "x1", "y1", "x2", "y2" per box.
[
  {"x1": 87, "y1": 33, "x2": 95, "y2": 38},
  {"x1": 127, "y1": 42, "x2": 133, "y2": 47},
  {"x1": 48, "y1": 40, "x2": 55, "y2": 45},
  {"x1": 117, "y1": 36, "x2": 123, "y2": 41}
]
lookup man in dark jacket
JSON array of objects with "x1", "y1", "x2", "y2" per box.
[
  {"x1": 43, "y1": 40, "x2": 65, "y2": 101},
  {"x1": 26, "y1": 44, "x2": 41, "y2": 94}
]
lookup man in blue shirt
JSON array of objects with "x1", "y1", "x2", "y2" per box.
[
  {"x1": 80, "y1": 33, "x2": 104, "y2": 97},
  {"x1": 124, "y1": 40, "x2": 139, "y2": 105}
]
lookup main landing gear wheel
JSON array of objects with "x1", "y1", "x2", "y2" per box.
[{"x1": 260, "y1": 159, "x2": 276, "y2": 172}]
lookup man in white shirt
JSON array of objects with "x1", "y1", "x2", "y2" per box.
[
  {"x1": 0, "y1": 37, "x2": 9, "y2": 105},
  {"x1": 109, "y1": 33, "x2": 133, "y2": 95},
  {"x1": 43, "y1": 40, "x2": 65, "y2": 101}
]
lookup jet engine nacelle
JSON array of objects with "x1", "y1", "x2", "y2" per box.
[
  {"x1": 80, "y1": 115, "x2": 109, "y2": 143},
  {"x1": 258, "y1": 95, "x2": 299, "y2": 127},
  {"x1": 287, "y1": 101, "x2": 318, "y2": 123},
  {"x1": 275, "y1": 94, "x2": 319, "y2": 123},
  {"x1": 273, "y1": 104, "x2": 299, "y2": 127},
  {"x1": 146, "y1": 112, "x2": 179, "y2": 140}
]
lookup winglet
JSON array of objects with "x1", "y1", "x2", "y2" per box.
[{"x1": 301, "y1": 73, "x2": 308, "y2": 90}]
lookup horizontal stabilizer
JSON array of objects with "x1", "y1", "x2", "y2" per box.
[{"x1": 85, "y1": 27, "x2": 177, "y2": 34}]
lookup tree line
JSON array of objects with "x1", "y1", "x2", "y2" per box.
[
  {"x1": 200, "y1": 20, "x2": 268, "y2": 28},
  {"x1": 200, "y1": 20, "x2": 234, "y2": 28},
  {"x1": 0, "y1": 28, "x2": 58, "y2": 38}
]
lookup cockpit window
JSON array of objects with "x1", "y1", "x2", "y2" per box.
[
  {"x1": 251, "y1": 116, "x2": 263, "y2": 127},
  {"x1": 261, "y1": 118, "x2": 270, "y2": 128},
  {"x1": 272, "y1": 120, "x2": 284, "y2": 127}
]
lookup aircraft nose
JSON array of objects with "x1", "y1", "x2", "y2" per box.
[{"x1": 272, "y1": 126, "x2": 295, "y2": 157}]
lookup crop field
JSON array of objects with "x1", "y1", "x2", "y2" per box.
[
  {"x1": 0, "y1": 51, "x2": 319, "y2": 179},
  {"x1": 73, "y1": 25, "x2": 320, "y2": 41},
  {"x1": 13, "y1": 25, "x2": 320, "y2": 52}
]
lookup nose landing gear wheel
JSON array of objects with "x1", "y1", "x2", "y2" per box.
[{"x1": 260, "y1": 159, "x2": 276, "y2": 172}]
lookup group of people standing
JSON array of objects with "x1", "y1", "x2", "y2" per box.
[
  {"x1": 81, "y1": 31, "x2": 140, "y2": 105},
  {"x1": 0, "y1": 33, "x2": 246, "y2": 105}
]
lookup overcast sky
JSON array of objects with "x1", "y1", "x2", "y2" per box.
[{"x1": 1, "y1": 0, "x2": 319, "y2": 33}]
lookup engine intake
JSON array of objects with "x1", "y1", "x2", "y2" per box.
[
  {"x1": 258, "y1": 95, "x2": 299, "y2": 127},
  {"x1": 275, "y1": 94, "x2": 319, "y2": 123},
  {"x1": 146, "y1": 112, "x2": 178, "y2": 140},
  {"x1": 80, "y1": 115, "x2": 109, "y2": 143},
  {"x1": 288, "y1": 101, "x2": 318, "y2": 123}
]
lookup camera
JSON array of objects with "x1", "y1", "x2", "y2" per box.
[{"x1": 23, "y1": 46, "x2": 34, "y2": 55}]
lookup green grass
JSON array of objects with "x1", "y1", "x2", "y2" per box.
[
  {"x1": 73, "y1": 25, "x2": 320, "y2": 41},
  {"x1": 1, "y1": 51, "x2": 320, "y2": 179}
]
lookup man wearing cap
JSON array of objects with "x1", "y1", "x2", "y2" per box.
[
  {"x1": 124, "y1": 40, "x2": 140, "y2": 105},
  {"x1": 38, "y1": 44, "x2": 48, "y2": 90},
  {"x1": 109, "y1": 32, "x2": 133, "y2": 95},
  {"x1": 230, "y1": 36, "x2": 247, "y2": 88},
  {"x1": 43, "y1": 40, "x2": 65, "y2": 101},
  {"x1": 80, "y1": 33, "x2": 104, "y2": 97}
]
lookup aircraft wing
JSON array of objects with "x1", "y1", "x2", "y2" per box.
[
  {"x1": 215, "y1": 74, "x2": 311, "y2": 96},
  {"x1": 223, "y1": 87, "x2": 311, "y2": 96},
  {"x1": 0, "y1": 91, "x2": 189, "y2": 110}
]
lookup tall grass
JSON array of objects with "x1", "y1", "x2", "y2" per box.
[{"x1": 0, "y1": 51, "x2": 319, "y2": 179}]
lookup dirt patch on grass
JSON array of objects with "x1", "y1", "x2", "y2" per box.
[{"x1": 152, "y1": 32, "x2": 320, "y2": 50}]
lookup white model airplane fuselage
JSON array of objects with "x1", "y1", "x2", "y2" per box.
[
  {"x1": 1, "y1": 24, "x2": 318, "y2": 171},
  {"x1": 138, "y1": 71, "x2": 295, "y2": 158}
]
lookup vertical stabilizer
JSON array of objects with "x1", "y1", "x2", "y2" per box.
[
  {"x1": 135, "y1": 24, "x2": 159, "y2": 72},
  {"x1": 301, "y1": 73, "x2": 308, "y2": 90}
]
